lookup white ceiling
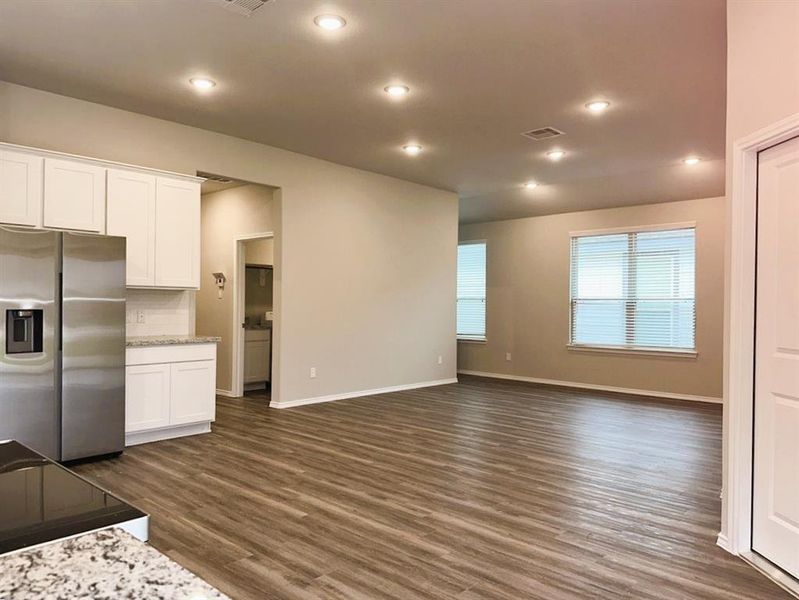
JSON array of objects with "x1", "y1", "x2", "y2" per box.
[{"x1": 0, "y1": 0, "x2": 726, "y2": 223}]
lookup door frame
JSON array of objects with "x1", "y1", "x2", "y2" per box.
[
  {"x1": 232, "y1": 231, "x2": 275, "y2": 399},
  {"x1": 725, "y1": 111, "x2": 799, "y2": 558}
]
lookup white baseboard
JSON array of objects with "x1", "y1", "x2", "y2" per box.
[
  {"x1": 716, "y1": 532, "x2": 733, "y2": 554},
  {"x1": 457, "y1": 370, "x2": 722, "y2": 404},
  {"x1": 270, "y1": 377, "x2": 458, "y2": 409},
  {"x1": 215, "y1": 388, "x2": 237, "y2": 398},
  {"x1": 125, "y1": 422, "x2": 211, "y2": 446}
]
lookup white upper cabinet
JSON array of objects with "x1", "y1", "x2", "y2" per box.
[
  {"x1": 0, "y1": 143, "x2": 202, "y2": 289},
  {"x1": 107, "y1": 169, "x2": 156, "y2": 287},
  {"x1": 154, "y1": 178, "x2": 200, "y2": 289},
  {"x1": 43, "y1": 158, "x2": 106, "y2": 233},
  {"x1": 0, "y1": 149, "x2": 43, "y2": 227}
]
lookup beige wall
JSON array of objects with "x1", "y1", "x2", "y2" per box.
[
  {"x1": 245, "y1": 238, "x2": 274, "y2": 266},
  {"x1": 721, "y1": 1, "x2": 799, "y2": 538},
  {"x1": 0, "y1": 82, "x2": 459, "y2": 403},
  {"x1": 197, "y1": 184, "x2": 274, "y2": 393},
  {"x1": 458, "y1": 197, "x2": 725, "y2": 399}
]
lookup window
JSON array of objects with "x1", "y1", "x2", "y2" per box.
[
  {"x1": 457, "y1": 241, "x2": 486, "y2": 340},
  {"x1": 569, "y1": 226, "x2": 695, "y2": 352}
]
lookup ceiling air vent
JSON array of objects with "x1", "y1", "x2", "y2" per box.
[
  {"x1": 197, "y1": 171, "x2": 234, "y2": 183},
  {"x1": 522, "y1": 127, "x2": 565, "y2": 141},
  {"x1": 211, "y1": 0, "x2": 271, "y2": 17}
]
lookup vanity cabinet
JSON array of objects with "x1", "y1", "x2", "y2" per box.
[
  {"x1": 0, "y1": 149, "x2": 43, "y2": 227},
  {"x1": 125, "y1": 343, "x2": 217, "y2": 446}
]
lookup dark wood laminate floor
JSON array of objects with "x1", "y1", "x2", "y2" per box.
[{"x1": 74, "y1": 376, "x2": 791, "y2": 600}]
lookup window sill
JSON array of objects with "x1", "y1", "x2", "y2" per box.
[
  {"x1": 566, "y1": 344, "x2": 697, "y2": 358},
  {"x1": 458, "y1": 336, "x2": 487, "y2": 344}
]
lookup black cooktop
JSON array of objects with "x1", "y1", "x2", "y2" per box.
[{"x1": 0, "y1": 440, "x2": 146, "y2": 554}]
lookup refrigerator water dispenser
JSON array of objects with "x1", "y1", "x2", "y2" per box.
[{"x1": 5, "y1": 309, "x2": 43, "y2": 354}]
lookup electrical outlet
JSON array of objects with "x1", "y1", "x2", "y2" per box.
[
  {"x1": 505, "y1": 352, "x2": 512, "y2": 361},
  {"x1": 136, "y1": 310, "x2": 146, "y2": 324},
  {"x1": 437, "y1": 355, "x2": 443, "y2": 365},
  {"x1": 310, "y1": 367, "x2": 317, "y2": 379}
]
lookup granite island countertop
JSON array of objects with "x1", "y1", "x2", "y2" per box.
[
  {"x1": 126, "y1": 335, "x2": 221, "y2": 347},
  {"x1": 0, "y1": 528, "x2": 229, "y2": 600}
]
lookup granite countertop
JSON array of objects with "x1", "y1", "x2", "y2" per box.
[
  {"x1": 0, "y1": 528, "x2": 229, "y2": 600},
  {"x1": 126, "y1": 335, "x2": 221, "y2": 347}
]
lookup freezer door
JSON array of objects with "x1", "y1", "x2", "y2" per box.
[
  {"x1": 61, "y1": 233, "x2": 126, "y2": 460},
  {"x1": 0, "y1": 229, "x2": 59, "y2": 459}
]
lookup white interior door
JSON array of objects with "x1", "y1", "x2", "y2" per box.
[{"x1": 753, "y1": 135, "x2": 799, "y2": 579}]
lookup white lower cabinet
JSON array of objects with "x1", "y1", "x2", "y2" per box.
[
  {"x1": 244, "y1": 329, "x2": 271, "y2": 384},
  {"x1": 170, "y1": 360, "x2": 215, "y2": 425},
  {"x1": 125, "y1": 344, "x2": 217, "y2": 446},
  {"x1": 126, "y1": 364, "x2": 171, "y2": 433}
]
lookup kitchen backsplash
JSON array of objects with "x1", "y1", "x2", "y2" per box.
[{"x1": 126, "y1": 289, "x2": 194, "y2": 337}]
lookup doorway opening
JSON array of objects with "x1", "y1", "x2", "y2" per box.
[
  {"x1": 236, "y1": 235, "x2": 275, "y2": 402},
  {"x1": 195, "y1": 173, "x2": 278, "y2": 404}
]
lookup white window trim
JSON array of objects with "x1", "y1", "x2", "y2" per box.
[
  {"x1": 457, "y1": 336, "x2": 487, "y2": 343},
  {"x1": 568, "y1": 225, "x2": 697, "y2": 354},
  {"x1": 457, "y1": 239, "x2": 487, "y2": 341},
  {"x1": 569, "y1": 221, "x2": 697, "y2": 238},
  {"x1": 566, "y1": 343, "x2": 697, "y2": 358}
]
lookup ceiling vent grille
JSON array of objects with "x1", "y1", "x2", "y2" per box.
[
  {"x1": 197, "y1": 171, "x2": 234, "y2": 183},
  {"x1": 522, "y1": 127, "x2": 565, "y2": 141},
  {"x1": 211, "y1": 0, "x2": 271, "y2": 17}
]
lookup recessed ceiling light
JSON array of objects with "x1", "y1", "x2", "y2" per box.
[
  {"x1": 189, "y1": 78, "x2": 216, "y2": 90},
  {"x1": 402, "y1": 144, "x2": 422, "y2": 156},
  {"x1": 585, "y1": 100, "x2": 610, "y2": 113},
  {"x1": 384, "y1": 85, "x2": 410, "y2": 97},
  {"x1": 683, "y1": 156, "x2": 701, "y2": 165},
  {"x1": 524, "y1": 181, "x2": 538, "y2": 189},
  {"x1": 314, "y1": 14, "x2": 346, "y2": 30},
  {"x1": 546, "y1": 150, "x2": 566, "y2": 161}
]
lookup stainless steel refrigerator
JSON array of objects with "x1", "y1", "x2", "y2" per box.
[{"x1": 0, "y1": 228, "x2": 125, "y2": 461}]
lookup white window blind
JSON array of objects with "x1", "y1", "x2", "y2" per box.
[
  {"x1": 569, "y1": 227, "x2": 695, "y2": 351},
  {"x1": 457, "y1": 242, "x2": 486, "y2": 340}
]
